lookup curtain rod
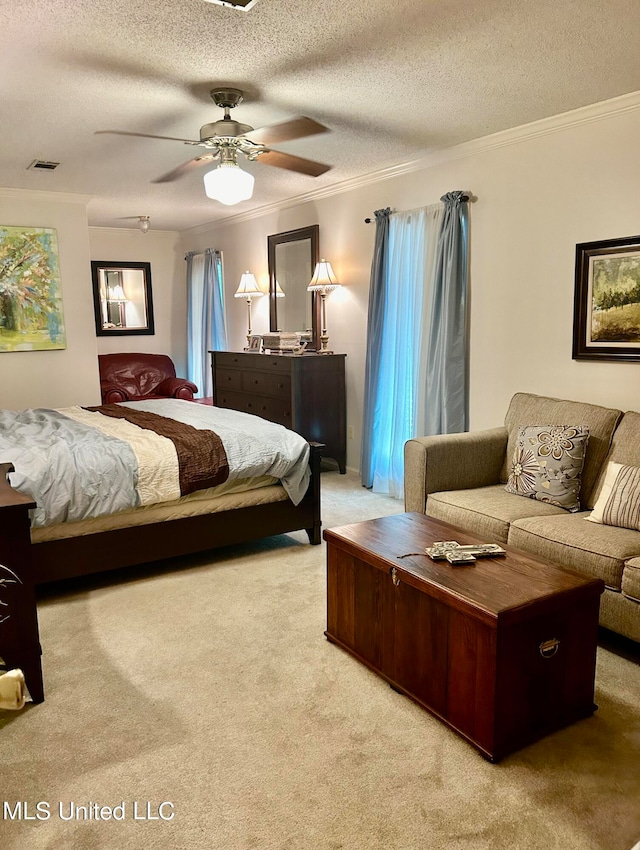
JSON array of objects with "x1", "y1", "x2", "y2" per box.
[
  {"x1": 364, "y1": 193, "x2": 473, "y2": 222},
  {"x1": 184, "y1": 247, "x2": 221, "y2": 260}
]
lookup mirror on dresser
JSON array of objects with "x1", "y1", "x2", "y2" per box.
[{"x1": 267, "y1": 225, "x2": 320, "y2": 351}]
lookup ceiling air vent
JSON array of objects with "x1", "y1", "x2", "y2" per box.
[
  {"x1": 203, "y1": 0, "x2": 261, "y2": 9},
  {"x1": 27, "y1": 160, "x2": 60, "y2": 171}
]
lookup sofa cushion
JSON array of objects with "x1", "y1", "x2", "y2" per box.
[
  {"x1": 588, "y1": 461, "x2": 640, "y2": 531},
  {"x1": 505, "y1": 424, "x2": 589, "y2": 511},
  {"x1": 426, "y1": 485, "x2": 565, "y2": 544},
  {"x1": 509, "y1": 513, "x2": 640, "y2": 590},
  {"x1": 622, "y1": 558, "x2": 640, "y2": 603},
  {"x1": 591, "y1": 411, "x2": 640, "y2": 503},
  {"x1": 501, "y1": 393, "x2": 621, "y2": 508}
]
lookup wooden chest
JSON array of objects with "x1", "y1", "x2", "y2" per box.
[
  {"x1": 211, "y1": 350, "x2": 346, "y2": 472},
  {"x1": 324, "y1": 513, "x2": 604, "y2": 761}
]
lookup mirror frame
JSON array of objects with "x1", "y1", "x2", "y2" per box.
[
  {"x1": 91, "y1": 260, "x2": 155, "y2": 337},
  {"x1": 268, "y1": 225, "x2": 320, "y2": 351}
]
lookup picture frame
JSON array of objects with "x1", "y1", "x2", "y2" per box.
[
  {"x1": 91, "y1": 261, "x2": 155, "y2": 337},
  {"x1": 0, "y1": 225, "x2": 66, "y2": 352},
  {"x1": 573, "y1": 235, "x2": 640, "y2": 361},
  {"x1": 248, "y1": 334, "x2": 262, "y2": 351}
]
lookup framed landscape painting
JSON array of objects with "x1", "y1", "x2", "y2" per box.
[
  {"x1": 573, "y1": 235, "x2": 640, "y2": 361},
  {"x1": 0, "y1": 225, "x2": 66, "y2": 352}
]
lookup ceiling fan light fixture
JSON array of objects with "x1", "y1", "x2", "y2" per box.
[
  {"x1": 202, "y1": 0, "x2": 261, "y2": 9},
  {"x1": 203, "y1": 162, "x2": 255, "y2": 205}
]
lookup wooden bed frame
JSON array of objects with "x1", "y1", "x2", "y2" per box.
[{"x1": 0, "y1": 443, "x2": 323, "y2": 705}]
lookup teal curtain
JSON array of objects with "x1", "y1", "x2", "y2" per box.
[
  {"x1": 186, "y1": 248, "x2": 228, "y2": 397},
  {"x1": 423, "y1": 191, "x2": 469, "y2": 435},
  {"x1": 360, "y1": 208, "x2": 391, "y2": 489},
  {"x1": 360, "y1": 193, "x2": 469, "y2": 498}
]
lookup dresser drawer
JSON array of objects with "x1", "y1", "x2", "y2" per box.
[
  {"x1": 214, "y1": 352, "x2": 291, "y2": 374},
  {"x1": 242, "y1": 371, "x2": 290, "y2": 399},
  {"x1": 216, "y1": 368, "x2": 243, "y2": 391},
  {"x1": 257, "y1": 356, "x2": 292, "y2": 374},
  {"x1": 216, "y1": 390, "x2": 292, "y2": 428},
  {"x1": 214, "y1": 352, "x2": 248, "y2": 369}
]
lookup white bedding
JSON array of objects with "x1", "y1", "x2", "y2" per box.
[{"x1": 0, "y1": 400, "x2": 310, "y2": 527}]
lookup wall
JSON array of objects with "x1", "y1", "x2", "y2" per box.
[
  {"x1": 0, "y1": 188, "x2": 99, "y2": 408},
  {"x1": 88, "y1": 228, "x2": 186, "y2": 375},
  {"x1": 180, "y1": 94, "x2": 640, "y2": 473}
]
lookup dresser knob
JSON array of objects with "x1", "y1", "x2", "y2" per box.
[
  {"x1": 247, "y1": 403, "x2": 252, "y2": 408},
  {"x1": 254, "y1": 379, "x2": 259, "y2": 384}
]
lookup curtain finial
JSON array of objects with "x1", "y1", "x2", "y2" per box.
[{"x1": 440, "y1": 191, "x2": 469, "y2": 204}]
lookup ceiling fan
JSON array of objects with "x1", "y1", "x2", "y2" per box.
[{"x1": 96, "y1": 88, "x2": 331, "y2": 205}]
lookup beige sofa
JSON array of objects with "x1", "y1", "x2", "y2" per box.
[{"x1": 404, "y1": 392, "x2": 640, "y2": 644}]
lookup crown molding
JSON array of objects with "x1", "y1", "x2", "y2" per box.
[
  {"x1": 180, "y1": 89, "x2": 640, "y2": 234},
  {"x1": 448, "y1": 89, "x2": 640, "y2": 156},
  {"x1": 0, "y1": 186, "x2": 91, "y2": 204}
]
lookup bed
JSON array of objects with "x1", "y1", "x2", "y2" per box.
[{"x1": 0, "y1": 399, "x2": 323, "y2": 704}]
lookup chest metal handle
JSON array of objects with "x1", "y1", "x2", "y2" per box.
[
  {"x1": 539, "y1": 638, "x2": 560, "y2": 658},
  {"x1": 390, "y1": 567, "x2": 401, "y2": 587}
]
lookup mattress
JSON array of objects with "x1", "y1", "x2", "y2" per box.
[{"x1": 31, "y1": 475, "x2": 287, "y2": 543}]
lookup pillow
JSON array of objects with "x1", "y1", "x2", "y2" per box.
[
  {"x1": 505, "y1": 425, "x2": 589, "y2": 512},
  {"x1": 587, "y1": 461, "x2": 640, "y2": 531}
]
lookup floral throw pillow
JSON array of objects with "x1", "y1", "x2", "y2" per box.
[{"x1": 505, "y1": 425, "x2": 590, "y2": 512}]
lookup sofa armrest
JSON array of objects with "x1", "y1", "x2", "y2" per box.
[
  {"x1": 404, "y1": 427, "x2": 508, "y2": 513},
  {"x1": 156, "y1": 377, "x2": 199, "y2": 400},
  {"x1": 101, "y1": 385, "x2": 129, "y2": 404}
]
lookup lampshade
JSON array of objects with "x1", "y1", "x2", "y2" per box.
[
  {"x1": 307, "y1": 259, "x2": 341, "y2": 292},
  {"x1": 275, "y1": 280, "x2": 285, "y2": 297},
  {"x1": 106, "y1": 283, "x2": 128, "y2": 303},
  {"x1": 203, "y1": 162, "x2": 255, "y2": 206},
  {"x1": 234, "y1": 271, "x2": 263, "y2": 298}
]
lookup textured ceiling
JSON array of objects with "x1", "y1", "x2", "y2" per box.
[{"x1": 3, "y1": 0, "x2": 640, "y2": 231}]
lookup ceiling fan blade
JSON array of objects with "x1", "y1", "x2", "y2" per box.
[
  {"x1": 244, "y1": 117, "x2": 328, "y2": 146},
  {"x1": 257, "y1": 149, "x2": 331, "y2": 177},
  {"x1": 96, "y1": 130, "x2": 202, "y2": 146},
  {"x1": 153, "y1": 154, "x2": 217, "y2": 183}
]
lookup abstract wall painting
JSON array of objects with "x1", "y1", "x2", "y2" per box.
[{"x1": 0, "y1": 225, "x2": 66, "y2": 352}]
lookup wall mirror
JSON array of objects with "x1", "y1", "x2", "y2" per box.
[
  {"x1": 91, "y1": 261, "x2": 155, "y2": 336},
  {"x1": 268, "y1": 225, "x2": 319, "y2": 351}
]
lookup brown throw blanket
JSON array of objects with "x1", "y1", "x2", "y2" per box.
[{"x1": 87, "y1": 405, "x2": 229, "y2": 495}]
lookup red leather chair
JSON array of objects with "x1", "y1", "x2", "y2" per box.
[{"x1": 98, "y1": 353, "x2": 198, "y2": 404}]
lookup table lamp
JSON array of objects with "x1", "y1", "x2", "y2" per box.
[
  {"x1": 235, "y1": 271, "x2": 263, "y2": 345},
  {"x1": 307, "y1": 259, "x2": 341, "y2": 353}
]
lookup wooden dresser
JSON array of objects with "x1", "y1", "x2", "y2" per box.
[{"x1": 211, "y1": 351, "x2": 347, "y2": 473}]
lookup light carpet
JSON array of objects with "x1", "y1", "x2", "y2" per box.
[{"x1": 1, "y1": 471, "x2": 639, "y2": 850}]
